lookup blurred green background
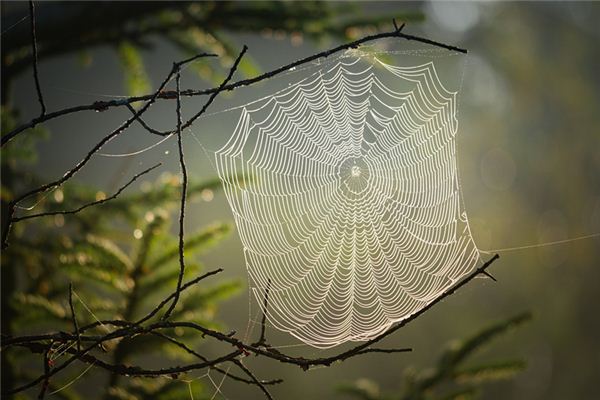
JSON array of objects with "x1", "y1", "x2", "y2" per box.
[{"x1": 2, "y1": 1, "x2": 599, "y2": 399}]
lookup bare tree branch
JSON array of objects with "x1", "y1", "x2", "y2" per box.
[
  {"x1": 150, "y1": 331, "x2": 282, "y2": 388},
  {"x1": 16, "y1": 340, "x2": 243, "y2": 380},
  {"x1": 126, "y1": 103, "x2": 170, "y2": 136},
  {"x1": 68, "y1": 283, "x2": 81, "y2": 352},
  {"x1": 1, "y1": 26, "x2": 465, "y2": 146},
  {"x1": 137, "y1": 268, "x2": 224, "y2": 325},
  {"x1": 233, "y1": 359, "x2": 274, "y2": 400},
  {"x1": 11, "y1": 163, "x2": 161, "y2": 222},
  {"x1": 254, "y1": 278, "x2": 272, "y2": 347},
  {"x1": 161, "y1": 68, "x2": 188, "y2": 321},
  {"x1": 37, "y1": 346, "x2": 51, "y2": 400},
  {"x1": 163, "y1": 45, "x2": 247, "y2": 319},
  {"x1": 2, "y1": 255, "x2": 499, "y2": 397},
  {"x1": 29, "y1": 0, "x2": 46, "y2": 117},
  {"x1": 354, "y1": 348, "x2": 412, "y2": 356}
]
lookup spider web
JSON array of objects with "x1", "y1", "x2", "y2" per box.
[{"x1": 213, "y1": 50, "x2": 480, "y2": 348}]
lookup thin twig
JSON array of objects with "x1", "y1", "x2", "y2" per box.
[
  {"x1": 162, "y1": 67, "x2": 187, "y2": 320},
  {"x1": 1, "y1": 269, "x2": 224, "y2": 347},
  {"x1": 29, "y1": 0, "x2": 46, "y2": 117},
  {"x1": 393, "y1": 18, "x2": 406, "y2": 32},
  {"x1": 2, "y1": 333, "x2": 103, "y2": 347},
  {"x1": 480, "y1": 270, "x2": 497, "y2": 282},
  {"x1": 254, "y1": 278, "x2": 272, "y2": 347},
  {"x1": 175, "y1": 53, "x2": 219, "y2": 68},
  {"x1": 150, "y1": 331, "x2": 280, "y2": 388},
  {"x1": 178, "y1": 45, "x2": 248, "y2": 131},
  {"x1": 3, "y1": 269, "x2": 222, "y2": 349},
  {"x1": 137, "y1": 268, "x2": 224, "y2": 325},
  {"x1": 6, "y1": 323, "x2": 146, "y2": 395},
  {"x1": 11, "y1": 163, "x2": 161, "y2": 222},
  {"x1": 354, "y1": 348, "x2": 412, "y2": 356},
  {"x1": 163, "y1": 46, "x2": 247, "y2": 319},
  {"x1": 1, "y1": 27, "x2": 465, "y2": 146},
  {"x1": 126, "y1": 103, "x2": 169, "y2": 136},
  {"x1": 68, "y1": 283, "x2": 81, "y2": 352},
  {"x1": 17, "y1": 340, "x2": 243, "y2": 380},
  {"x1": 37, "y1": 346, "x2": 51, "y2": 399},
  {"x1": 233, "y1": 360, "x2": 274, "y2": 400}
]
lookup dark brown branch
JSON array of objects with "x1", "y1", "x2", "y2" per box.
[
  {"x1": 82, "y1": 350, "x2": 243, "y2": 378},
  {"x1": 29, "y1": 0, "x2": 46, "y2": 117},
  {"x1": 68, "y1": 283, "x2": 81, "y2": 352},
  {"x1": 149, "y1": 255, "x2": 500, "y2": 370},
  {"x1": 1, "y1": 268, "x2": 221, "y2": 348},
  {"x1": 232, "y1": 359, "x2": 274, "y2": 400},
  {"x1": 254, "y1": 278, "x2": 272, "y2": 347},
  {"x1": 3, "y1": 256, "x2": 498, "y2": 397},
  {"x1": 3, "y1": 326, "x2": 282, "y2": 387},
  {"x1": 0, "y1": 271, "x2": 223, "y2": 350},
  {"x1": 11, "y1": 163, "x2": 161, "y2": 222},
  {"x1": 480, "y1": 270, "x2": 497, "y2": 282},
  {"x1": 2, "y1": 332, "x2": 104, "y2": 347},
  {"x1": 178, "y1": 45, "x2": 248, "y2": 132},
  {"x1": 12, "y1": 81, "x2": 168, "y2": 203},
  {"x1": 5, "y1": 318, "x2": 239, "y2": 396},
  {"x1": 161, "y1": 68, "x2": 187, "y2": 320},
  {"x1": 137, "y1": 268, "x2": 224, "y2": 325},
  {"x1": 16, "y1": 340, "x2": 243, "y2": 380},
  {"x1": 126, "y1": 103, "x2": 169, "y2": 136},
  {"x1": 6, "y1": 325, "x2": 141, "y2": 395},
  {"x1": 174, "y1": 53, "x2": 219, "y2": 68},
  {"x1": 1, "y1": 27, "x2": 465, "y2": 146},
  {"x1": 354, "y1": 348, "x2": 412, "y2": 356},
  {"x1": 37, "y1": 346, "x2": 51, "y2": 400},
  {"x1": 163, "y1": 46, "x2": 247, "y2": 320},
  {"x1": 150, "y1": 331, "x2": 281, "y2": 388},
  {"x1": 6, "y1": 328, "x2": 282, "y2": 389}
]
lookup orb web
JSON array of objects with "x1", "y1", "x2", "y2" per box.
[{"x1": 215, "y1": 52, "x2": 480, "y2": 348}]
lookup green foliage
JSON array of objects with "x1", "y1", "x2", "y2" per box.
[
  {"x1": 1, "y1": 106, "x2": 48, "y2": 169},
  {"x1": 117, "y1": 41, "x2": 152, "y2": 98},
  {"x1": 338, "y1": 312, "x2": 531, "y2": 400},
  {"x1": 2, "y1": 168, "x2": 241, "y2": 399}
]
